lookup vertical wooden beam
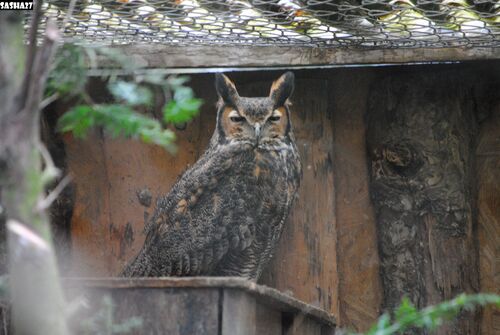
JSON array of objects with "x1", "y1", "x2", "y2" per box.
[
  {"x1": 477, "y1": 103, "x2": 500, "y2": 335},
  {"x1": 331, "y1": 69, "x2": 382, "y2": 331},
  {"x1": 259, "y1": 77, "x2": 339, "y2": 317},
  {"x1": 366, "y1": 68, "x2": 479, "y2": 334},
  {"x1": 285, "y1": 317, "x2": 322, "y2": 335},
  {"x1": 222, "y1": 289, "x2": 257, "y2": 335}
]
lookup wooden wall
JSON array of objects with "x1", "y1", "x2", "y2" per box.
[{"x1": 52, "y1": 63, "x2": 500, "y2": 333}]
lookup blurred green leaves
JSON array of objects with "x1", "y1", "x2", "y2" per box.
[
  {"x1": 46, "y1": 44, "x2": 88, "y2": 96},
  {"x1": 352, "y1": 293, "x2": 500, "y2": 335},
  {"x1": 47, "y1": 44, "x2": 202, "y2": 152},
  {"x1": 164, "y1": 86, "x2": 203, "y2": 124},
  {"x1": 108, "y1": 81, "x2": 153, "y2": 107},
  {"x1": 58, "y1": 105, "x2": 177, "y2": 153}
]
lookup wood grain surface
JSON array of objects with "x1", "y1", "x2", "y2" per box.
[
  {"x1": 257, "y1": 76, "x2": 339, "y2": 318},
  {"x1": 331, "y1": 69, "x2": 382, "y2": 331},
  {"x1": 95, "y1": 45, "x2": 500, "y2": 70},
  {"x1": 477, "y1": 103, "x2": 500, "y2": 335}
]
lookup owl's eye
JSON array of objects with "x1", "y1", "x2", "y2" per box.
[
  {"x1": 268, "y1": 115, "x2": 281, "y2": 122},
  {"x1": 230, "y1": 116, "x2": 246, "y2": 123}
]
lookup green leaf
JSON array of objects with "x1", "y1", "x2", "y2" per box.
[
  {"x1": 108, "y1": 81, "x2": 152, "y2": 106},
  {"x1": 57, "y1": 105, "x2": 95, "y2": 138},
  {"x1": 351, "y1": 293, "x2": 500, "y2": 335},
  {"x1": 163, "y1": 98, "x2": 202, "y2": 124},
  {"x1": 394, "y1": 297, "x2": 417, "y2": 321},
  {"x1": 46, "y1": 44, "x2": 88, "y2": 97},
  {"x1": 163, "y1": 84, "x2": 203, "y2": 124},
  {"x1": 57, "y1": 104, "x2": 177, "y2": 152}
]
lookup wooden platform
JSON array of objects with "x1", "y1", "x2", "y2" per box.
[{"x1": 65, "y1": 277, "x2": 336, "y2": 335}]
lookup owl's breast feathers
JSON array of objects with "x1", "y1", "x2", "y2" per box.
[{"x1": 122, "y1": 142, "x2": 301, "y2": 278}]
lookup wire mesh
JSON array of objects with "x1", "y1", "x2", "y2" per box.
[{"x1": 33, "y1": 0, "x2": 500, "y2": 48}]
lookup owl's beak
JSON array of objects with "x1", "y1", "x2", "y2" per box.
[{"x1": 254, "y1": 123, "x2": 261, "y2": 141}]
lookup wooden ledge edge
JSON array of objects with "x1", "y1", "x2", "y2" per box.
[{"x1": 63, "y1": 276, "x2": 336, "y2": 327}]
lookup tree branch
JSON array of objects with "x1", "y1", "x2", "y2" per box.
[
  {"x1": 19, "y1": 0, "x2": 44, "y2": 110},
  {"x1": 37, "y1": 174, "x2": 72, "y2": 212}
]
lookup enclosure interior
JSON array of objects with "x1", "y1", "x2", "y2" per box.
[{"x1": 43, "y1": 61, "x2": 500, "y2": 333}]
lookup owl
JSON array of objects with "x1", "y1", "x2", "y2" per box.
[{"x1": 122, "y1": 72, "x2": 301, "y2": 280}]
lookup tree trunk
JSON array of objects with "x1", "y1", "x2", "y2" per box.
[
  {"x1": 0, "y1": 11, "x2": 69, "y2": 335},
  {"x1": 367, "y1": 68, "x2": 480, "y2": 334}
]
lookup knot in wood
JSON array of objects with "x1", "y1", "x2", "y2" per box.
[{"x1": 381, "y1": 141, "x2": 422, "y2": 178}]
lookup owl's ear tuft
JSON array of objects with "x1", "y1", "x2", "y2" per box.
[
  {"x1": 215, "y1": 73, "x2": 239, "y2": 106},
  {"x1": 269, "y1": 72, "x2": 294, "y2": 107}
]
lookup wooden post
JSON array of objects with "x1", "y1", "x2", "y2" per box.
[
  {"x1": 366, "y1": 68, "x2": 480, "y2": 334},
  {"x1": 477, "y1": 102, "x2": 500, "y2": 335}
]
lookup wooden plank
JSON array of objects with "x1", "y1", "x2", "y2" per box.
[
  {"x1": 96, "y1": 45, "x2": 500, "y2": 69},
  {"x1": 75, "y1": 287, "x2": 220, "y2": 335},
  {"x1": 285, "y1": 317, "x2": 321, "y2": 335},
  {"x1": 257, "y1": 76, "x2": 339, "y2": 317},
  {"x1": 256, "y1": 304, "x2": 281, "y2": 335},
  {"x1": 477, "y1": 103, "x2": 500, "y2": 335},
  {"x1": 330, "y1": 69, "x2": 382, "y2": 331},
  {"x1": 222, "y1": 289, "x2": 257, "y2": 335}
]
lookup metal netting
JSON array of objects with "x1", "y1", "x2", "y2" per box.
[{"x1": 33, "y1": 0, "x2": 499, "y2": 48}]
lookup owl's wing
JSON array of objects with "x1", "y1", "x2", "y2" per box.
[{"x1": 123, "y1": 145, "x2": 256, "y2": 277}]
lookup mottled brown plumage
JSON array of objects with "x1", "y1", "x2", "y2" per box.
[{"x1": 122, "y1": 72, "x2": 301, "y2": 280}]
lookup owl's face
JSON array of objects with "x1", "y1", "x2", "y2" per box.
[{"x1": 214, "y1": 72, "x2": 295, "y2": 147}]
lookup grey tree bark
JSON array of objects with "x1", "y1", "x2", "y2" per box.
[{"x1": 0, "y1": 10, "x2": 69, "y2": 335}]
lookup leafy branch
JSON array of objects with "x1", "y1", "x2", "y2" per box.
[
  {"x1": 58, "y1": 104, "x2": 177, "y2": 152},
  {"x1": 46, "y1": 44, "x2": 202, "y2": 152},
  {"x1": 350, "y1": 293, "x2": 500, "y2": 335}
]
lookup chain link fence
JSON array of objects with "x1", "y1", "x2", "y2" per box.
[{"x1": 34, "y1": 0, "x2": 499, "y2": 48}]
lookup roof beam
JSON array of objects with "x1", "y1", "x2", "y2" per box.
[{"x1": 96, "y1": 44, "x2": 500, "y2": 69}]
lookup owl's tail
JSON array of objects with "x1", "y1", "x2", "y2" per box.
[{"x1": 121, "y1": 249, "x2": 155, "y2": 277}]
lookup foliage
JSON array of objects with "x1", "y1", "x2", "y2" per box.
[
  {"x1": 79, "y1": 296, "x2": 142, "y2": 335},
  {"x1": 46, "y1": 43, "x2": 87, "y2": 96},
  {"x1": 47, "y1": 44, "x2": 202, "y2": 153},
  {"x1": 350, "y1": 293, "x2": 500, "y2": 335},
  {"x1": 58, "y1": 104, "x2": 177, "y2": 152}
]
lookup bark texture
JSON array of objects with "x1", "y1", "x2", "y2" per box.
[
  {"x1": 0, "y1": 11, "x2": 69, "y2": 335},
  {"x1": 367, "y1": 68, "x2": 480, "y2": 334}
]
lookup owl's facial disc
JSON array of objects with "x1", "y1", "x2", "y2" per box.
[
  {"x1": 215, "y1": 72, "x2": 295, "y2": 147},
  {"x1": 220, "y1": 99, "x2": 292, "y2": 146}
]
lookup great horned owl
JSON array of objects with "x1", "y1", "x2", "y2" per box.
[{"x1": 122, "y1": 72, "x2": 301, "y2": 280}]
